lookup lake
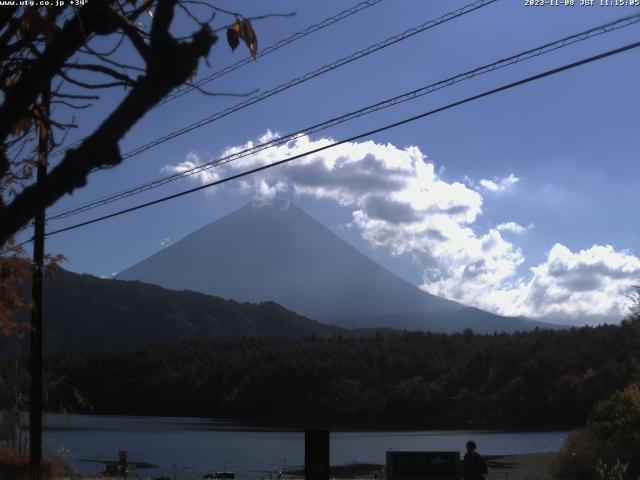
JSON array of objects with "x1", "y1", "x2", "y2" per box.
[{"x1": 41, "y1": 414, "x2": 569, "y2": 478}]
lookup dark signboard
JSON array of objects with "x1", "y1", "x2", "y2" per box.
[{"x1": 386, "y1": 451, "x2": 461, "y2": 480}]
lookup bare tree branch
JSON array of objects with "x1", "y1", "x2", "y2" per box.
[
  {"x1": 78, "y1": 37, "x2": 145, "y2": 72},
  {"x1": 0, "y1": 1, "x2": 116, "y2": 152},
  {"x1": 51, "y1": 100, "x2": 93, "y2": 110},
  {"x1": 2, "y1": 8, "x2": 62, "y2": 59},
  {"x1": 63, "y1": 62, "x2": 137, "y2": 86},
  {"x1": 77, "y1": 29, "x2": 126, "y2": 57},
  {"x1": 52, "y1": 92, "x2": 100, "y2": 100},
  {"x1": 0, "y1": 0, "x2": 275, "y2": 249},
  {"x1": 0, "y1": 6, "x2": 18, "y2": 33},
  {"x1": 187, "y1": 83, "x2": 259, "y2": 98},
  {"x1": 0, "y1": 5, "x2": 217, "y2": 245},
  {"x1": 150, "y1": 0, "x2": 176, "y2": 48},
  {"x1": 110, "y1": 8, "x2": 151, "y2": 63},
  {"x1": 58, "y1": 70, "x2": 131, "y2": 89},
  {"x1": 52, "y1": 116, "x2": 77, "y2": 149},
  {"x1": 0, "y1": 11, "x2": 22, "y2": 58}
]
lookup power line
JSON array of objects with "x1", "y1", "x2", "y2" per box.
[
  {"x1": 42, "y1": 40, "x2": 640, "y2": 238},
  {"x1": 49, "y1": 0, "x2": 497, "y2": 165},
  {"x1": 49, "y1": 0, "x2": 386, "y2": 158},
  {"x1": 159, "y1": 0, "x2": 386, "y2": 107},
  {"x1": 46, "y1": 11, "x2": 640, "y2": 222},
  {"x1": 119, "y1": 0, "x2": 496, "y2": 160}
]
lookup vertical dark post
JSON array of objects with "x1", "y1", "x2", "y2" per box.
[
  {"x1": 119, "y1": 450, "x2": 128, "y2": 477},
  {"x1": 30, "y1": 84, "x2": 49, "y2": 480},
  {"x1": 305, "y1": 430, "x2": 330, "y2": 480}
]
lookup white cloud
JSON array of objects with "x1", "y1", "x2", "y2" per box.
[
  {"x1": 424, "y1": 243, "x2": 640, "y2": 324},
  {"x1": 496, "y1": 222, "x2": 527, "y2": 234},
  {"x1": 161, "y1": 152, "x2": 221, "y2": 193},
  {"x1": 213, "y1": 133, "x2": 483, "y2": 226},
  {"x1": 160, "y1": 237, "x2": 171, "y2": 248},
  {"x1": 526, "y1": 244, "x2": 640, "y2": 318},
  {"x1": 168, "y1": 133, "x2": 640, "y2": 324},
  {"x1": 255, "y1": 179, "x2": 288, "y2": 201},
  {"x1": 480, "y1": 174, "x2": 519, "y2": 192}
]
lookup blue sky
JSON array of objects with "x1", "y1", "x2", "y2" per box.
[{"x1": 29, "y1": 0, "x2": 640, "y2": 324}]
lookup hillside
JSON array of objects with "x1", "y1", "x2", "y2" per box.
[{"x1": 3, "y1": 268, "x2": 345, "y2": 353}]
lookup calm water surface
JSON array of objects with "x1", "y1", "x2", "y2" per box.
[{"x1": 41, "y1": 414, "x2": 569, "y2": 478}]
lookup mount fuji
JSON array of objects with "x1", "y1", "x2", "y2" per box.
[{"x1": 117, "y1": 200, "x2": 561, "y2": 333}]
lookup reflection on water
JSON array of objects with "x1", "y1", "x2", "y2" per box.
[{"x1": 41, "y1": 414, "x2": 569, "y2": 478}]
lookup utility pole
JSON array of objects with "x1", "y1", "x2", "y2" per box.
[{"x1": 30, "y1": 81, "x2": 50, "y2": 480}]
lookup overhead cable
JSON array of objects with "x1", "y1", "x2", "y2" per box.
[
  {"x1": 42, "y1": 40, "x2": 640, "y2": 238},
  {"x1": 46, "y1": 11, "x2": 640, "y2": 222},
  {"x1": 159, "y1": 0, "x2": 387, "y2": 107},
  {"x1": 119, "y1": 0, "x2": 497, "y2": 160},
  {"x1": 49, "y1": 0, "x2": 387, "y2": 158},
  {"x1": 49, "y1": 0, "x2": 497, "y2": 165}
]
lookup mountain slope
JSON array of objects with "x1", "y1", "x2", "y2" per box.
[
  {"x1": 116, "y1": 200, "x2": 564, "y2": 333},
  {"x1": 117, "y1": 200, "x2": 464, "y2": 322},
  {"x1": 5, "y1": 268, "x2": 345, "y2": 353}
]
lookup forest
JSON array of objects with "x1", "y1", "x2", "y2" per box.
[{"x1": 17, "y1": 319, "x2": 639, "y2": 430}]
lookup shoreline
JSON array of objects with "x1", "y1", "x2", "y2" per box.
[
  {"x1": 51, "y1": 412, "x2": 576, "y2": 433},
  {"x1": 487, "y1": 453, "x2": 555, "y2": 480},
  {"x1": 50, "y1": 454, "x2": 557, "y2": 480},
  {"x1": 285, "y1": 453, "x2": 556, "y2": 479},
  {"x1": 39, "y1": 411, "x2": 577, "y2": 433}
]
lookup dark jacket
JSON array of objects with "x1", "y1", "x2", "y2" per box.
[{"x1": 463, "y1": 451, "x2": 488, "y2": 480}]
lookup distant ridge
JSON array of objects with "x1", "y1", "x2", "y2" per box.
[
  {"x1": 1, "y1": 268, "x2": 345, "y2": 353},
  {"x1": 338, "y1": 307, "x2": 565, "y2": 334},
  {"x1": 117, "y1": 200, "x2": 564, "y2": 333}
]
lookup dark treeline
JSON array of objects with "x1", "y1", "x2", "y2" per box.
[{"x1": 34, "y1": 321, "x2": 640, "y2": 429}]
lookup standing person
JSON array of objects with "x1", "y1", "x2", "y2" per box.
[{"x1": 463, "y1": 440, "x2": 488, "y2": 480}]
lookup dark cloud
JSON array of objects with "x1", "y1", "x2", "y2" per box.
[
  {"x1": 463, "y1": 260, "x2": 487, "y2": 280},
  {"x1": 548, "y1": 260, "x2": 636, "y2": 281},
  {"x1": 482, "y1": 236, "x2": 497, "y2": 253},
  {"x1": 425, "y1": 204, "x2": 471, "y2": 216},
  {"x1": 546, "y1": 261, "x2": 620, "y2": 292},
  {"x1": 558, "y1": 274, "x2": 603, "y2": 292},
  {"x1": 285, "y1": 154, "x2": 409, "y2": 194},
  {"x1": 364, "y1": 196, "x2": 420, "y2": 224},
  {"x1": 527, "y1": 281, "x2": 572, "y2": 306},
  {"x1": 425, "y1": 228, "x2": 448, "y2": 242}
]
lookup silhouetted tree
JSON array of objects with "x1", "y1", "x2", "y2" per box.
[
  {"x1": 25, "y1": 323, "x2": 637, "y2": 428},
  {"x1": 624, "y1": 285, "x2": 640, "y2": 323},
  {"x1": 0, "y1": 0, "x2": 268, "y2": 333}
]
